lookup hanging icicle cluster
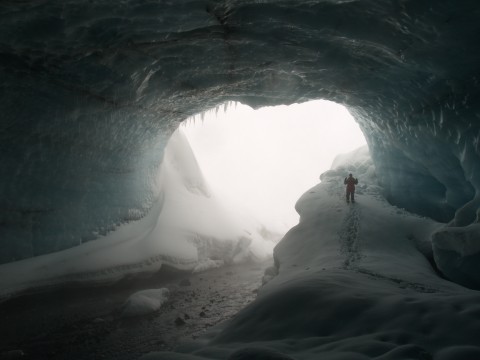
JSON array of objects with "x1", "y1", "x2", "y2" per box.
[{"x1": 181, "y1": 101, "x2": 239, "y2": 128}]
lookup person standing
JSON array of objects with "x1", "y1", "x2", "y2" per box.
[{"x1": 344, "y1": 173, "x2": 358, "y2": 203}]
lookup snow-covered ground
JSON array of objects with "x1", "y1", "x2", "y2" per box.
[
  {"x1": 142, "y1": 146, "x2": 480, "y2": 360},
  {"x1": 0, "y1": 130, "x2": 275, "y2": 299}
]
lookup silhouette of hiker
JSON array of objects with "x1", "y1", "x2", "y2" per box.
[{"x1": 344, "y1": 173, "x2": 358, "y2": 203}]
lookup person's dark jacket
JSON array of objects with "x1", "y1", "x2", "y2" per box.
[{"x1": 344, "y1": 177, "x2": 358, "y2": 191}]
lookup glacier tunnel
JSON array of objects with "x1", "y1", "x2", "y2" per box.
[{"x1": 1, "y1": 1, "x2": 480, "y2": 359}]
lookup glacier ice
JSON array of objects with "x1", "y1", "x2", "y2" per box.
[
  {"x1": 0, "y1": 1, "x2": 480, "y2": 291},
  {"x1": 0, "y1": 129, "x2": 273, "y2": 297},
  {"x1": 2, "y1": 2, "x2": 480, "y2": 359}
]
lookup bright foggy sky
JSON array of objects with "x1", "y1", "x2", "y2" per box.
[{"x1": 182, "y1": 100, "x2": 366, "y2": 233}]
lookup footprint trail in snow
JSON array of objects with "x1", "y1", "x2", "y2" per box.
[{"x1": 339, "y1": 204, "x2": 362, "y2": 270}]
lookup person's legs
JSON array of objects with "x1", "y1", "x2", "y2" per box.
[
  {"x1": 351, "y1": 191, "x2": 355, "y2": 203},
  {"x1": 346, "y1": 190, "x2": 351, "y2": 202}
]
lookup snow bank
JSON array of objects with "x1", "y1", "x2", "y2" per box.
[
  {"x1": 121, "y1": 288, "x2": 170, "y2": 318},
  {"x1": 145, "y1": 146, "x2": 480, "y2": 360},
  {"x1": 193, "y1": 260, "x2": 224, "y2": 273},
  {"x1": 432, "y1": 223, "x2": 480, "y2": 289},
  {"x1": 0, "y1": 130, "x2": 274, "y2": 299}
]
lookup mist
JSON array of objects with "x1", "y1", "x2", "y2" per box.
[{"x1": 182, "y1": 100, "x2": 366, "y2": 234}]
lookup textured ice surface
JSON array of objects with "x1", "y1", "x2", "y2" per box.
[
  {"x1": 142, "y1": 147, "x2": 480, "y2": 360},
  {"x1": 0, "y1": 1, "x2": 479, "y2": 287},
  {"x1": 0, "y1": 130, "x2": 273, "y2": 297}
]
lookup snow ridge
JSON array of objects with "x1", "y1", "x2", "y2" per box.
[{"x1": 145, "y1": 146, "x2": 480, "y2": 360}]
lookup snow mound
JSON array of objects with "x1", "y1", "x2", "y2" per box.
[
  {"x1": 147, "y1": 146, "x2": 480, "y2": 360},
  {"x1": 432, "y1": 223, "x2": 480, "y2": 289},
  {"x1": 323, "y1": 146, "x2": 380, "y2": 197},
  {"x1": 0, "y1": 130, "x2": 274, "y2": 298},
  {"x1": 121, "y1": 288, "x2": 170, "y2": 318},
  {"x1": 193, "y1": 259, "x2": 224, "y2": 273}
]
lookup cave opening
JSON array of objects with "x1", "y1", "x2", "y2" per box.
[
  {"x1": 175, "y1": 99, "x2": 367, "y2": 241},
  {"x1": 2, "y1": 0, "x2": 480, "y2": 358}
]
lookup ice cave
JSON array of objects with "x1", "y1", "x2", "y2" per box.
[{"x1": 1, "y1": 1, "x2": 480, "y2": 359}]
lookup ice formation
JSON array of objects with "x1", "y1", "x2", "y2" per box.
[
  {"x1": 141, "y1": 147, "x2": 480, "y2": 360},
  {"x1": 0, "y1": 0, "x2": 479, "y2": 321},
  {"x1": 0, "y1": 130, "x2": 272, "y2": 297}
]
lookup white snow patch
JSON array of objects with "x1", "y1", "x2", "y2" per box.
[
  {"x1": 121, "y1": 288, "x2": 170, "y2": 318},
  {"x1": 193, "y1": 259, "x2": 224, "y2": 273}
]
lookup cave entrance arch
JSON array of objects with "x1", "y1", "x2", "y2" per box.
[{"x1": 175, "y1": 100, "x2": 367, "y2": 238}]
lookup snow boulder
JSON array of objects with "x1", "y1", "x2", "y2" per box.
[
  {"x1": 432, "y1": 223, "x2": 480, "y2": 289},
  {"x1": 121, "y1": 288, "x2": 170, "y2": 318}
]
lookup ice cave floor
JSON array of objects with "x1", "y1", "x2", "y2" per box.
[{"x1": 0, "y1": 261, "x2": 269, "y2": 360}]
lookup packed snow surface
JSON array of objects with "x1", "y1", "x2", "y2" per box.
[{"x1": 142, "y1": 147, "x2": 480, "y2": 360}]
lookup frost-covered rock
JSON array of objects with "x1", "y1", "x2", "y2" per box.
[{"x1": 121, "y1": 288, "x2": 170, "y2": 318}]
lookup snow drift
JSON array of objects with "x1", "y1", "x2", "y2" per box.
[
  {"x1": 143, "y1": 147, "x2": 480, "y2": 360},
  {"x1": 0, "y1": 130, "x2": 273, "y2": 298},
  {"x1": 1, "y1": 2, "x2": 480, "y2": 294}
]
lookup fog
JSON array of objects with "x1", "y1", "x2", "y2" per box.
[{"x1": 182, "y1": 100, "x2": 366, "y2": 233}]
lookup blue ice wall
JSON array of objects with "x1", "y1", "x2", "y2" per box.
[
  {"x1": 0, "y1": 84, "x2": 172, "y2": 261},
  {"x1": 1, "y1": 0, "x2": 479, "y2": 269}
]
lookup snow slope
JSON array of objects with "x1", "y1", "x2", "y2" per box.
[
  {"x1": 143, "y1": 146, "x2": 480, "y2": 360},
  {"x1": 2, "y1": 2, "x2": 479, "y2": 294},
  {"x1": 0, "y1": 130, "x2": 273, "y2": 299}
]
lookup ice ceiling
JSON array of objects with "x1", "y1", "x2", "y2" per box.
[{"x1": 0, "y1": 1, "x2": 479, "y2": 283}]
